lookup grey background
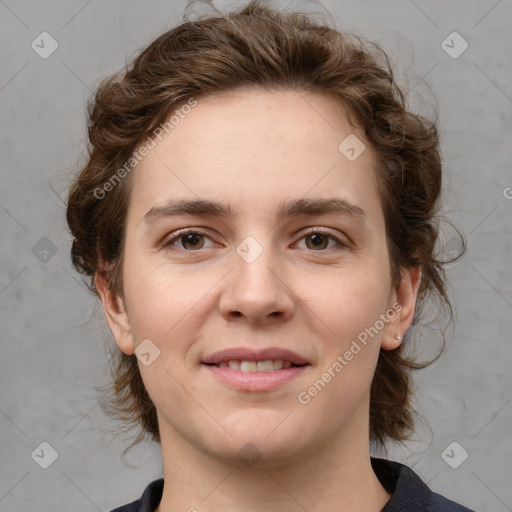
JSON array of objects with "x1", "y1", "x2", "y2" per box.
[{"x1": 1, "y1": 0, "x2": 511, "y2": 510}]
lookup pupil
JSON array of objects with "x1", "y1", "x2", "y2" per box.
[
  {"x1": 184, "y1": 233, "x2": 203, "y2": 249},
  {"x1": 307, "y1": 233, "x2": 328, "y2": 250}
]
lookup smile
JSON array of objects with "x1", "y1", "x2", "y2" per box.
[
  {"x1": 202, "y1": 362, "x2": 309, "y2": 391},
  {"x1": 207, "y1": 359, "x2": 304, "y2": 372},
  {"x1": 201, "y1": 347, "x2": 311, "y2": 390}
]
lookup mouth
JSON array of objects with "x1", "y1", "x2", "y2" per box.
[
  {"x1": 201, "y1": 347, "x2": 311, "y2": 391},
  {"x1": 203, "y1": 359, "x2": 307, "y2": 372}
]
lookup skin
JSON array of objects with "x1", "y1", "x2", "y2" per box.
[{"x1": 96, "y1": 88, "x2": 420, "y2": 512}]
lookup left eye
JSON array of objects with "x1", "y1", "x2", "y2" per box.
[
  {"x1": 165, "y1": 231, "x2": 215, "y2": 250},
  {"x1": 296, "y1": 231, "x2": 342, "y2": 250},
  {"x1": 163, "y1": 230, "x2": 343, "y2": 252}
]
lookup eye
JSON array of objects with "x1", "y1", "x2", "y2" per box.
[
  {"x1": 163, "y1": 230, "x2": 215, "y2": 251},
  {"x1": 296, "y1": 229, "x2": 344, "y2": 251}
]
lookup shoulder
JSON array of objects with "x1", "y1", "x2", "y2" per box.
[
  {"x1": 429, "y1": 491, "x2": 476, "y2": 512},
  {"x1": 371, "y1": 457, "x2": 476, "y2": 511},
  {"x1": 108, "y1": 478, "x2": 164, "y2": 512}
]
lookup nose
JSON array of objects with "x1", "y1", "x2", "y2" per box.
[{"x1": 218, "y1": 244, "x2": 295, "y2": 325}]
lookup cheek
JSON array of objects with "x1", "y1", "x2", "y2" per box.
[
  {"x1": 303, "y1": 264, "x2": 391, "y2": 341},
  {"x1": 122, "y1": 255, "x2": 221, "y2": 345},
  {"x1": 121, "y1": 258, "x2": 220, "y2": 406},
  {"x1": 296, "y1": 275, "x2": 387, "y2": 412},
  {"x1": 296, "y1": 263, "x2": 391, "y2": 396}
]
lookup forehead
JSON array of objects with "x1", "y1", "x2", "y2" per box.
[
  {"x1": 128, "y1": 88, "x2": 382, "y2": 222},
  {"x1": 150, "y1": 87, "x2": 364, "y2": 168}
]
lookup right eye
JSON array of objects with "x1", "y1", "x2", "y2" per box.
[{"x1": 162, "y1": 230, "x2": 216, "y2": 251}]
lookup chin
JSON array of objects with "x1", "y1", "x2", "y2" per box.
[{"x1": 202, "y1": 416, "x2": 316, "y2": 469}]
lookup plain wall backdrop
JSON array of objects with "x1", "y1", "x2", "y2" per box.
[{"x1": 1, "y1": 0, "x2": 511, "y2": 510}]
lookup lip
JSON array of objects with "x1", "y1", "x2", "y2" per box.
[
  {"x1": 201, "y1": 347, "x2": 310, "y2": 365},
  {"x1": 201, "y1": 346, "x2": 311, "y2": 392},
  {"x1": 203, "y1": 364, "x2": 309, "y2": 391}
]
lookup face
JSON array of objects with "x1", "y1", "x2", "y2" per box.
[{"x1": 98, "y1": 88, "x2": 419, "y2": 466}]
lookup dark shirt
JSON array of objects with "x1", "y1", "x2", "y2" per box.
[{"x1": 109, "y1": 457, "x2": 475, "y2": 512}]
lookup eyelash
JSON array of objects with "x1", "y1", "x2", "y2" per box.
[
  {"x1": 162, "y1": 228, "x2": 346, "y2": 252},
  {"x1": 299, "y1": 228, "x2": 346, "y2": 250},
  {"x1": 162, "y1": 229, "x2": 217, "y2": 251}
]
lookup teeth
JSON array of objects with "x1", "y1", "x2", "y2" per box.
[
  {"x1": 257, "y1": 360, "x2": 273, "y2": 372},
  {"x1": 215, "y1": 359, "x2": 299, "y2": 372},
  {"x1": 273, "y1": 360, "x2": 283, "y2": 370},
  {"x1": 240, "y1": 360, "x2": 257, "y2": 372},
  {"x1": 228, "y1": 360, "x2": 240, "y2": 371}
]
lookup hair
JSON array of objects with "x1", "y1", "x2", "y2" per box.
[{"x1": 66, "y1": 0, "x2": 464, "y2": 450}]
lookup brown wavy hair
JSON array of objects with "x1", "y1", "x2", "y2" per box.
[{"x1": 66, "y1": 0, "x2": 464, "y2": 450}]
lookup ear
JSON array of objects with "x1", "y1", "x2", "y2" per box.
[
  {"x1": 381, "y1": 266, "x2": 421, "y2": 350},
  {"x1": 95, "y1": 269, "x2": 135, "y2": 355}
]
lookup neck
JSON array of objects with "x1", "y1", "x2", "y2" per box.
[{"x1": 155, "y1": 414, "x2": 390, "y2": 512}]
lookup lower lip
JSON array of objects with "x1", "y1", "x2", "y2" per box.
[{"x1": 203, "y1": 364, "x2": 309, "y2": 391}]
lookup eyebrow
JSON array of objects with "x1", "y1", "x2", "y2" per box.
[
  {"x1": 143, "y1": 197, "x2": 366, "y2": 223},
  {"x1": 143, "y1": 199, "x2": 234, "y2": 223},
  {"x1": 276, "y1": 197, "x2": 366, "y2": 221}
]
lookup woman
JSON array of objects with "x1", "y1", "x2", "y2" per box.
[{"x1": 66, "y1": 1, "x2": 473, "y2": 510}]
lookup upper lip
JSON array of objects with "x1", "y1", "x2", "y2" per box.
[{"x1": 202, "y1": 347, "x2": 310, "y2": 365}]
